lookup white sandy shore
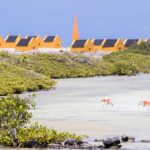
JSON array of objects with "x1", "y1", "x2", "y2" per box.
[{"x1": 0, "y1": 48, "x2": 111, "y2": 58}]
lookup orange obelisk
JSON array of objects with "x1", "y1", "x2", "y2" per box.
[{"x1": 72, "y1": 14, "x2": 79, "y2": 42}]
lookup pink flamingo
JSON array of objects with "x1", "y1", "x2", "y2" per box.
[
  {"x1": 101, "y1": 98, "x2": 114, "y2": 107},
  {"x1": 139, "y1": 100, "x2": 150, "y2": 110}
]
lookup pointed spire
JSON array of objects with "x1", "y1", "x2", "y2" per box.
[{"x1": 72, "y1": 14, "x2": 79, "y2": 42}]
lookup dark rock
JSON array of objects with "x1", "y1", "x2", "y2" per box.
[
  {"x1": 61, "y1": 139, "x2": 97, "y2": 149},
  {"x1": 141, "y1": 140, "x2": 150, "y2": 143},
  {"x1": 102, "y1": 137, "x2": 121, "y2": 148},
  {"x1": 121, "y1": 135, "x2": 129, "y2": 142},
  {"x1": 64, "y1": 138, "x2": 84, "y2": 146},
  {"x1": 23, "y1": 140, "x2": 38, "y2": 148},
  {"x1": 64, "y1": 138, "x2": 77, "y2": 146},
  {"x1": 121, "y1": 135, "x2": 135, "y2": 142},
  {"x1": 77, "y1": 140, "x2": 84, "y2": 145},
  {"x1": 113, "y1": 137, "x2": 120, "y2": 146}
]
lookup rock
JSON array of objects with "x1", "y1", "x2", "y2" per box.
[
  {"x1": 64, "y1": 138, "x2": 78, "y2": 146},
  {"x1": 102, "y1": 137, "x2": 121, "y2": 148},
  {"x1": 121, "y1": 135, "x2": 135, "y2": 142},
  {"x1": 62, "y1": 139, "x2": 98, "y2": 149},
  {"x1": 121, "y1": 135, "x2": 128, "y2": 142},
  {"x1": 23, "y1": 140, "x2": 38, "y2": 148},
  {"x1": 141, "y1": 140, "x2": 150, "y2": 143},
  {"x1": 77, "y1": 140, "x2": 85, "y2": 145},
  {"x1": 112, "y1": 137, "x2": 120, "y2": 146},
  {"x1": 64, "y1": 138, "x2": 84, "y2": 146}
]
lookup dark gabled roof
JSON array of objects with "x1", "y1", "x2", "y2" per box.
[
  {"x1": 93, "y1": 39, "x2": 104, "y2": 46},
  {"x1": 124, "y1": 39, "x2": 138, "y2": 47},
  {"x1": 17, "y1": 39, "x2": 31, "y2": 47},
  {"x1": 26, "y1": 36, "x2": 36, "y2": 40},
  {"x1": 44, "y1": 36, "x2": 55, "y2": 42},
  {"x1": 6, "y1": 36, "x2": 18, "y2": 42},
  {"x1": 103, "y1": 39, "x2": 117, "y2": 47},
  {"x1": 72, "y1": 40, "x2": 87, "y2": 48}
]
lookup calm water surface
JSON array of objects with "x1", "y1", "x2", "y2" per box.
[{"x1": 1, "y1": 74, "x2": 150, "y2": 150}]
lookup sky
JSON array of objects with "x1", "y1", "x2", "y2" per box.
[{"x1": 0, "y1": 0, "x2": 150, "y2": 46}]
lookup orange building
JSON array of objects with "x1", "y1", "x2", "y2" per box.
[
  {"x1": 5, "y1": 35, "x2": 22, "y2": 48},
  {"x1": 92, "y1": 39, "x2": 106, "y2": 51},
  {"x1": 0, "y1": 36, "x2": 5, "y2": 48},
  {"x1": 16, "y1": 38, "x2": 37, "y2": 51},
  {"x1": 43, "y1": 35, "x2": 61, "y2": 48},
  {"x1": 101, "y1": 38, "x2": 124, "y2": 52},
  {"x1": 70, "y1": 39, "x2": 94, "y2": 52},
  {"x1": 124, "y1": 38, "x2": 142, "y2": 48},
  {"x1": 25, "y1": 35, "x2": 44, "y2": 48},
  {"x1": 72, "y1": 14, "x2": 79, "y2": 42}
]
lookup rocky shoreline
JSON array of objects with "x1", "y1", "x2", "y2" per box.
[
  {"x1": 0, "y1": 135, "x2": 150, "y2": 149},
  {"x1": 20, "y1": 135, "x2": 150, "y2": 149}
]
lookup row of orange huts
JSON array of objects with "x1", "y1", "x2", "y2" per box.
[
  {"x1": 0, "y1": 35, "x2": 61, "y2": 51},
  {"x1": 0, "y1": 35, "x2": 148, "y2": 52},
  {"x1": 70, "y1": 38, "x2": 147, "y2": 52}
]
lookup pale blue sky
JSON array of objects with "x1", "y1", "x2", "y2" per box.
[{"x1": 0, "y1": 0, "x2": 150, "y2": 46}]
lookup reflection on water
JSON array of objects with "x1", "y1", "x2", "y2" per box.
[{"x1": 1, "y1": 74, "x2": 150, "y2": 150}]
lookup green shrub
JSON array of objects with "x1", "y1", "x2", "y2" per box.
[
  {"x1": 17, "y1": 123, "x2": 84, "y2": 147},
  {"x1": 0, "y1": 94, "x2": 36, "y2": 146},
  {"x1": 0, "y1": 52, "x2": 108, "y2": 79},
  {"x1": 127, "y1": 42, "x2": 150, "y2": 55},
  {"x1": 0, "y1": 60, "x2": 56, "y2": 96},
  {"x1": 102, "y1": 50, "x2": 150, "y2": 74},
  {"x1": 113, "y1": 60, "x2": 139, "y2": 75}
]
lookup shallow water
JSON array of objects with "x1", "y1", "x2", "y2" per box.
[{"x1": 1, "y1": 74, "x2": 150, "y2": 150}]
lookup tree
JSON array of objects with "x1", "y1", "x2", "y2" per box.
[{"x1": 0, "y1": 94, "x2": 36, "y2": 146}]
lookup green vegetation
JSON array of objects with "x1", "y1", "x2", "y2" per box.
[
  {"x1": 0, "y1": 42, "x2": 150, "y2": 95},
  {"x1": 2, "y1": 52, "x2": 112, "y2": 78},
  {"x1": 103, "y1": 42, "x2": 150, "y2": 75},
  {"x1": 0, "y1": 52, "x2": 56, "y2": 96},
  {"x1": 0, "y1": 95, "x2": 84, "y2": 148},
  {"x1": 127, "y1": 42, "x2": 150, "y2": 55}
]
